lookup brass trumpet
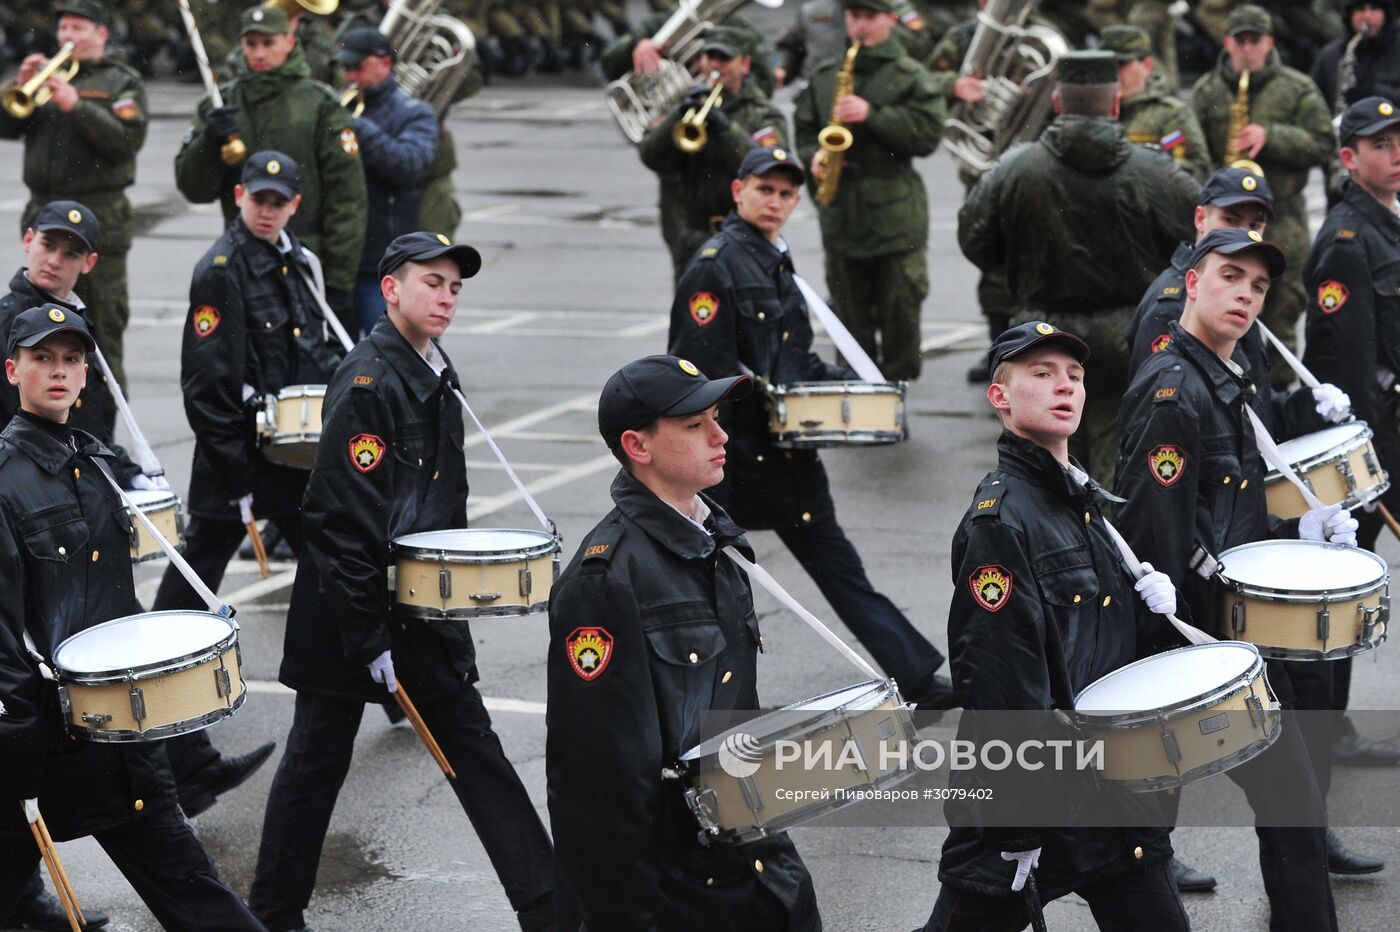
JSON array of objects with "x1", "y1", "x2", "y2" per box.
[
  {"x1": 3, "y1": 43, "x2": 79, "y2": 119},
  {"x1": 340, "y1": 83, "x2": 364, "y2": 118},
  {"x1": 673, "y1": 72, "x2": 724, "y2": 154}
]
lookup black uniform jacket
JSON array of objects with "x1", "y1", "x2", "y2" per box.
[
  {"x1": 546, "y1": 470, "x2": 819, "y2": 931},
  {"x1": 1312, "y1": 10, "x2": 1400, "y2": 109},
  {"x1": 1303, "y1": 180, "x2": 1400, "y2": 512},
  {"x1": 182, "y1": 219, "x2": 344, "y2": 518},
  {"x1": 668, "y1": 211, "x2": 853, "y2": 530},
  {"x1": 280, "y1": 317, "x2": 472, "y2": 704},
  {"x1": 0, "y1": 270, "x2": 140, "y2": 484},
  {"x1": 0, "y1": 414, "x2": 174, "y2": 842},
  {"x1": 938, "y1": 431, "x2": 1172, "y2": 898},
  {"x1": 1115, "y1": 323, "x2": 1299, "y2": 643}
]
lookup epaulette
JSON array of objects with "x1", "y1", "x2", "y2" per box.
[
  {"x1": 581, "y1": 522, "x2": 624, "y2": 563},
  {"x1": 969, "y1": 476, "x2": 1008, "y2": 522},
  {"x1": 697, "y1": 238, "x2": 728, "y2": 261},
  {"x1": 110, "y1": 60, "x2": 143, "y2": 81},
  {"x1": 1335, "y1": 228, "x2": 1358, "y2": 243},
  {"x1": 1152, "y1": 363, "x2": 1186, "y2": 404},
  {"x1": 0, "y1": 443, "x2": 14, "y2": 472}
]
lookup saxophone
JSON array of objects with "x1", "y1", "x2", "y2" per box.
[
  {"x1": 815, "y1": 44, "x2": 859, "y2": 207},
  {"x1": 1223, "y1": 69, "x2": 1250, "y2": 165}
]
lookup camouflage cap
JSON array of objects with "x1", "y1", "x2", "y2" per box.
[
  {"x1": 1057, "y1": 50, "x2": 1118, "y2": 85},
  {"x1": 842, "y1": 0, "x2": 898, "y2": 11},
  {"x1": 1226, "y1": 4, "x2": 1274, "y2": 37},
  {"x1": 55, "y1": 0, "x2": 112, "y2": 26},
  {"x1": 241, "y1": 5, "x2": 291, "y2": 36},
  {"x1": 1099, "y1": 25, "x2": 1152, "y2": 62},
  {"x1": 701, "y1": 25, "x2": 748, "y2": 59}
]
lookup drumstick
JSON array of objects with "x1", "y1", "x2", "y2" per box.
[
  {"x1": 22, "y1": 804, "x2": 82, "y2": 932},
  {"x1": 244, "y1": 520, "x2": 271, "y2": 579},
  {"x1": 1023, "y1": 872, "x2": 1048, "y2": 932},
  {"x1": 36, "y1": 812, "x2": 85, "y2": 929},
  {"x1": 393, "y1": 683, "x2": 457, "y2": 780},
  {"x1": 1377, "y1": 502, "x2": 1400, "y2": 541}
]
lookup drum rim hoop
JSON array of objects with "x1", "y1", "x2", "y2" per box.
[
  {"x1": 1217, "y1": 540, "x2": 1389, "y2": 599},
  {"x1": 64, "y1": 689, "x2": 247, "y2": 742},
  {"x1": 1071, "y1": 641, "x2": 1263, "y2": 718},
  {"x1": 272, "y1": 383, "x2": 328, "y2": 399},
  {"x1": 53, "y1": 610, "x2": 238, "y2": 677},
  {"x1": 1266, "y1": 422, "x2": 1373, "y2": 478},
  {"x1": 769, "y1": 381, "x2": 906, "y2": 397},
  {"x1": 392, "y1": 528, "x2": 561, "y2": 561}
]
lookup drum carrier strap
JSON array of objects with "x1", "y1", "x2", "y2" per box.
[
  {"x1": 93, "y1": 345, "x2": 164, "y2": 479},
  {"x1": 451, "y1": 386, "x2": 557, "y2": 539},
  {"x1": 792, "y1": 273, "x2": 885, "y2": 384},
  {"x1": 1099, "y1": 519, "x2": 1216, "y2": 647}
]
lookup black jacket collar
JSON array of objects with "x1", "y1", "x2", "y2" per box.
[
  {"x1": 1342, "y1": 180, "x2": 1400, "y2": 245},
  {"x1": 610, "y1": 469, "x2": 746, "y2": 560},
  {"x1": 8, "y1": 269, "x2": 79, "y2": 313},
  {"x1": 1, "y1": 411, "x2": 112, "y2": 475},
  {"x1": 1166, "y1": 320, "x2": 1254, "y2": 406},
  {"x1": 368, "y1": 315, "x2": 457, "y2": 404},
  {"x1": 229, "y1": 219, "x2": 310, "y2": 278},
  {"x1": 994, "y1": 430, "x2": 1121, "y2": 507},
  {"x1": 720, "y1": 211, "x2": 793, "y2": 276},
  {"x1": 1169, "y1": 241, "x2": 1193, "y2": 273}
]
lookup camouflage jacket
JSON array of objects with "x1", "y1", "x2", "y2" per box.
[
  {"x1": 600, "y1": 10, "x2": 776, "y2": 98},
  {"x1": 1122, "y1": 72, "x2": 1212, "y2": 181}
]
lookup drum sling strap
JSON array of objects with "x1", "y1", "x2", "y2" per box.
[
  {"x1": 92, "y1": 345, "x2": 165, "y2": 480},
  {"x1": 450, "y1": 386, "x2": 557, "y2": 539},
  {"x1": 792, "y1": 273, "x2": 885, "y2": 383},
  {"x1": 296, "y1": 266, "x2": 356, "y2": 354},
  {"x1": 1099, "y1": 518, "x2": 1216, "y2": 647}
]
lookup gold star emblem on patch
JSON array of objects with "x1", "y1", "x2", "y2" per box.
[
  {"x1": 47, "y1": 308, "x2": 65, "y2": 323},
  {"x1": 267, "y1": 160, "x2": 281, "y2": 174},
  {"x1": 1241, "y1": 175, "x2": 1258, "y2": 191},
  {"x1": 1034, "y1": 322, "x2": 1054, "y2": 335},
  {"x1": 436, "y1": 234, "x2": 450, "y2": 245},
  {"x1": 678, "y1": 359, "x2": 699, "y2": 376}
]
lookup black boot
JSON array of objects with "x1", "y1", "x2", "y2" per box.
[
  {"x1": 516, "y1": 892, "x2": 557, "y2": 932},
  {"x1": 179, "y1": 741, "x2": 277, "y2": 817},
  {"x1": 1327, "y1": 830, "x2": 1384, "y2": 874},
  {"x1": 1332, "y1": 733, "x2": 1400, "y2": 766},
  {"x1": 6, "y1": 882, "x2": 110, "y2": 930},
  {"x1": 1169, "y1": 856, "x2": 1217, "y2": 892}
]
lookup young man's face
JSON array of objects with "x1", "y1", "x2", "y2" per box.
[
  {"x1": 1184, "y1": 250, "x2": 1271, "y2": 345},
  {"x1": 1341, "y1": 129, "x2": 1400, "y2": 199},
  {"x1": 341, "y1": 53, "x2": 393, "y2": 89},
  {"x1": 242, "y1": 31, "x2": 295, "y2": 72},
  {"x1": 1116, "y1": 57, "x2": 1152, "y2": 98},
  {"x1": 845, "y1": 8, "x2": 898, "y2": 46},
  {"x1": 235, "y1": 185, "x2": 301, "y2": 243},
  {"x1": 1351, "y1": 4, "x2": 1386, "y2": 37},
  {"x1": 1223, "y1": 32, "x2": 1274, "y2": 73},
  {"x1": 23, "y1": 228, "x2": 96, "y2": 299},
  {"x1": 57, "y1": 14, "x2": 107, "y2": 60},
  {"x1": 384, "y1": 256, "x2": 462, "y2": 343},
  {"x1": 626, "y1": 405, "x2": 729, "y2": 495},
  {"x1": 5, "y1": 333, "x2": 89, "y2": 422},
  {"x1": 696, "y1": 50, "x2": 751, "y2": 96},
  {"x1": 989, "y1": 348, "x2": 1084, "y2": 447},
  {"x1": 731, "y1": 171, "x2": 801, "y2": 240},
  {"x1": 1196, "y1": 201, "x2": 1270, "y2": 238}
]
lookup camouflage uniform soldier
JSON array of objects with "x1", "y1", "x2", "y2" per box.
[
  {"x1": 775, "y1": 0, "x2": 933, "y2": 87},
  {"x1": 1103, "y1": 25, "x2": 1211, "y2": 180},
  {"x1": 959, "y1": 51, "x2": 1199, "y2": 484},
  {"x1": 0, "y1": 0, "x2": 146, "y2": 412},
  {"x1": 795, "y1": 0, "x2": 944, "y2": 381},
  {"x1": 176, "y1": 5, "x2": 367, "y2": 323},
  {"x1": 221, "y1": 6, "x2": 338, "y2": 85},
  {"x1": 640, "y1": 26, "x2": 789, "y2": 277},
  {"x1": 1191, "y1": 4, "x2": 1333, "y2": 384},
  {"x1": 600, "y1": 6, "x2": 777, "y2": 98}
]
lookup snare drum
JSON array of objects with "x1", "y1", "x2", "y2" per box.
[
  {"x1": 1265, "y1": 422, "x2": 1389, "y2": 518},
  {"x1": 1217, "y1": 540, "x2": 1389, "y2": 660},
  {"x1": 768, "y1": 381, "x2": 907, "y2": 449},
  {"x1": 392, "y1": 528, "x2": 560, "y2": 619},
  {"x1": 1071, "y1": 642, "x2": 1280, "y2": 792},
  {"x1": 677, "y1": 679, "x2": 916, "y2": 844},
  {"x1": 126, "y1": 489, "x2": 184, "y2": 563},
  {"x1": 53, "y1": 611, "x2": 245, "y2": 742},
  {"x1": 257, "y1": 384, "x2": 326, "y2": 469}
]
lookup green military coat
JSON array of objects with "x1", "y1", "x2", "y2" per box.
[{"x1": 1122, "y1": 72, "x2": 1212, "y2": 181}]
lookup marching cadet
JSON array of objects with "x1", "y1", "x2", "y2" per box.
[
  {"x1": 1102, "y1": 25, "x2": 1210, "y2": 182},
  {"x1": 175, "y1": 4, "x2": 368, "y2": 332},
  {"x1": 547, "y1": 355, "x2": 821, "y2": 931},
  {"x1": 600, "y1": 3, "x2": 777, "y2": 99},
  {"x1": 1115, "y1": 227, "x2": 1356, "y2": 930},
  {"x1": 1302, "y1": 96, "x2": 1400, "y2": 770},
  {"x1": 1190, "y1": 3, "x2": 1333, "y2": 386},
  {"x1": 639, "y1": 25, "x2": 788, "y2": 279},
  {"x1": 154, "y1": 151, "x2": 345, "y2": 818},
  {"x1": 794, "y1": 0, "x2": 945, "y2": 382},
  {"x1": 922, "y1": 322, "x2": 1189, "y2": 932},
  {"x1": 0, "y1": 0, "x2": 146, "y2": 414},
  {"x1": 249, "y1": 232, "x2": 556, "y2": 932},
  {"x1": 669, "y1": 147, "x2": 955, "y2": 712},
  {"x1": 774, "y1": 0, "x2": 933, "y2": 88},
  {"x1": 0, "y1": 305, "x2": 264, "y2": 931},
  {"x1": 959, "y1": 50, "x2": 1198, "y2": 486}
]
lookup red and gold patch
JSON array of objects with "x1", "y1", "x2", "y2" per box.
[
  {"x1": 348, "y1": 432, "x2": 385, "y2": 473},
  {"x1": 969, "y1": 564, "x2": 1012, "y2": 613},
  {"x1": 1317, "y1": 280, "x2": 1349, "y2": 315},
  {"x1": 566, "y1": 626, "x2": 613, "y2": 681},
  {"x1": 689, "y1": 291, "x2": 719, "y2": 327},
  {"x1": 1151, "y1": 333, "x2": 1171, "y2": 354},
  {"x1": 1149, "y1": 445, "x2": 1186, "y2": 487},
  {"x1": 339, "y1": 127, "x2": 360, "y2": 156},
  {"x1": 192, "y1": 305, "x2": 220, "y2": 339}
]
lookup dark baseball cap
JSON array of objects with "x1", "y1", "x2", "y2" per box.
[
  {"x1": 1227, "y1": 3, "x2": 1273, "y2": 37},
  {"x1": 241, "y1": 150, "x2": 300, "y2": 200},
  {"x1": 842, "y1": 0, "x2": 897, "y2": 10},
  {"x1": 1200, "y1": 166, "x2": 1274, "y2": 216},
  {"x1": 986, "y1": 322, "x2": 1090, "y2": 374},
  {"x1": 334, "y1": 27, "x2": 395, "y2": 66},
  {"x1": 736, "y1": 146, "x2": 805, "y2": 184},
  {"x1": 7, "y1": 304, "x2": 96, "y2": 357},
  {"x1": 32, "y1": 200, "x2": 100, "y2": 253},
  {"x1": 241, "y1": 5, "x2": 290, "y2": 36},
  {"x1": 1188, "y1": 227, "x2": 1286, "y2": 278},
  {"x1": 378, "y1": 231, "x2": 482, "y2": 280},
  {"x1": 1058, "y1": 50, "x2": 1117, "y2": 85},
  {"x1": 701, "y1": 25, "x2": 747, "y2": 59},
  {"x1": 56, "y1": 0, "x2": 111, "y2": 26},
  {"x1": 1338, "y1": 96, "x2": 1400, "y2": 146},
  {"x1": 1100, "y1": 25, "x2": 1153, "y2": 62},
  {"x1": 598, "y1": 355, "x2": 752, "y2": 449}
]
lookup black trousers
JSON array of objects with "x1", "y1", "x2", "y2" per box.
[
  {"x1": 0, "y1": 804, "x2": 265, "y2": 931},
  {"x1": 922, "y1": 859, "x2": 1189, "y2": 932},
  {"x1": 152, "y1": 514, "x2": 305, "y2": 782},
  {"x1": 248, "y1": 687, "x2": 554, "y2": 931}
]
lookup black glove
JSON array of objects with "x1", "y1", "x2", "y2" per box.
[
  {"x1": 204, "y1": 104, "x2": 240, "y2": 145},
  {"x1": 707, "y1": 107, "x2": 732, "y2": 136},
  {"x1": 683, "y1": 84, "x2": 712, "y2": 110}
]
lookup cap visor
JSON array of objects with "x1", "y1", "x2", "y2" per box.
[
  {"x1": 18, "y1": 325, "x2": 96, "y2": 354},
  {"x1": 1218, "y1": 242, "x2": 1286, "y2": 278},
  {"x1": 1206, "y1": 193, "x2": 1275, "y2": 217},
  {"x1": 333, "y1": 49, "x2": 368, "y2": 65},
  {"x1": 34, "y1": 223, "x2": 94, "y2": 253},
  {"x1": 420, "y1": 243, "x2": 482, "y2": 279},
  {"x1": 662, "y1": 374, "x2": 753, "y2": 417},
  {"x1": 243, "y1": 179, "x2": 298, "y2": 200},
  {"x1": 1348, "y1": 115, "x2": 1400, "y2": 143},
  {"x1": 1002, "y1": 333, "x2": 1092, "y2": 367}
]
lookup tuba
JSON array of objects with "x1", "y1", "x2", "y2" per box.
[
  {"x1": 262, "y1": 0, "x2": 340, "y2": 16},
  {"x1": 606, "y1": 0, "x2": 784, "y2": 145},
  {"x1": 943, "y1": 0, "x2": 1068, "y2": 178},
  {"x1": 379, "y1": 0, "x2": 477, "y2": 117}
]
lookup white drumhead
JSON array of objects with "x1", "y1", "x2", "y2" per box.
[
  {"x1": 277, "y1": 384, "x2": 327, "y2": 399},
  {"x1": 680, "y1": 680, "x2": 891, "y2": 760},
  {"x1": 1273, "y1": 423, "x2": 1366, "y2": 464},
  {"x1": 1075, "y1": 643, "x2": 1259, "y2": 712},
  {"x1": 395, "y1": 528, "x2": 556, "y2": 554},
  {"x1": 1219, "y1": 540, "x2": 1386, "y2": 591},
  {"x1": 126, "y1": 489, "x2": 178, "y2": 510},
  {"x1": 54, "y1": 611, "x2": 234, "y2": 673}
]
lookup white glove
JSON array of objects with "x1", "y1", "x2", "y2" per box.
[
  {"x1": 1000, "y1": 847, "x2": 1041, "y2": 892},
  {"x1": 1312, "y1": 384, "x2": 1352, "y2": 424},
  {"x1": 23, "y1": 798, "x2": 38, "y2": 824},
  {"x1": 236, "y1": 493, "x2": 254, "y2": 525},
  {"x1": 128, "y1": 472, "x2": 172, "y2": 492},
  {"x1": 1134, "y1": 562, "x2": 1177, "y2": 616},
  {"x1": 367, "y1": 650, "x2": 397, "y2": 693},
  {"x1": 1300, "y1": 502, "x2": 1359, "y2": 547}
]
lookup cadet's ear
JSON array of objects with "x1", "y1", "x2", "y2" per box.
[
  {"x1": 987, "y1": 380, "x2": 1011, "y2": 416},
  {"x1": 1184, "y1": 266, "x2": 1200, "y2": 301},
  {"x1": 1051, "y1": 88, "x2": 1062, "y2": 115},
  {"x1": 1108, "y1": 89, "x2": 1122, "y2": 121},
  {"x1": 4, "y1": 358, "x2": 18, "y2": 388},
  {"x1": 619, "y1": 429, "x2": 653, "y2": 468}
]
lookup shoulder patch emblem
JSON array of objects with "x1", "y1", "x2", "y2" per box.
[
  {"x1": 353, "y1": 374, "x2": 374, "y2": 385},
  {"x1": 1162, "y1": 286, "x2": 1181, "y2": 296},
  {"x1": 192, "y1": 305, "x2": 220, "y2": 338},
  {"x1": 212, "y1": 254, "x2": 228, "y2": 266},
  {"x1": 689, "y1": 291, "x2": 719, "y2": 327},
  {"x1": 1318, "y1": 280, "x2": 1349, "y2": 314},
  {"x1": 976, "y1": 497, "x2": 997, "y2": 510},
  {"x1": 566, "y1": 626, "x2": 614, "y2": 681},
  {"x1": 1151, "y1": 333, "x2": 1172, "y2": 353},
  {"x1": 1160, "y1": 130, "x2": 1186, "y2": 152},
  {"x1": 339, "y1": 127, "x2": 360, "y2": 156},
  {"x1": 970, "y1": 564, "x2": 1012, "y2": 613},
  {"x1": 348, "y1": 433, "x2": 385, "y2": 473},
  {"x1": 584, "y1": 543, "x2": 610, "y2": 557},
  {"x1": 701, "y1": 247, "x2": 718, "y2": 258},
  {"x1": 1155, "y1": 386, "x2": 1177, "y2": 400},
  {"x1": 1149, "y1": 444, "x2": 1186, "y2": 486},
  {"x1": 1337, "y1": 229, "x2": 1357, "y2": 241}
]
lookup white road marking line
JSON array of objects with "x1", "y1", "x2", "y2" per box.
[
  {"x1": 457, "y1": 311, "x2": 542, "y2": 334},
  {"x1": 920, "y1": 323, "x2": 986, "y2": 354},
  {"x1": 616, "y1": 317, "x2": 671, "y2": 338},
  {"x1": 464, "y1": 460, "x2": 568, "y2": 473},
  {"x1": 464, "y1": 393, "x2": 597, "y2": 448},
  {"x1": 243, "y1": 678, "x2": 548, "y2": 715},
  {"x1": 467, "y1": 452, "x2": 617, "y2": 520}
]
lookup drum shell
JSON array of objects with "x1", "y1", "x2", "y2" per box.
[
  {"x1": 1218, "y1": 577, "x2": 1390, "y2": 660},
  {"x1": 128, "y1": 494, "x2": 185, "y2": 563},
  {"x1": 768, "y1": 381, "x2": 907, "y2": 449},
  {"x1": 1264, "y1": 427, "x2": 1389, "y2": 518},
  {"x1": 258, "y1": 384, "x2": 326, "y2": 470},
  {"x1": 394, "y1": 538, "x2": 560, "y2": 619}
]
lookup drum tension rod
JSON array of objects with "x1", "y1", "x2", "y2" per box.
[
  {"x1": 214, "y1": 663, "x2": 233, "y2": 700},
  {"x1": 81, "y1": 711, "x2": 112, "y2": 726},
  {"x1": 841, "y1": 396, "x2": 852, "y2": 426},
  {"x1": 1158, "y1": 723, "x2": 1183, "y2": 768},
  {"x1": 1231, "y1": 600, "x2": 1247, "y2": 636},
  {"x1": 1364, "y1": 450, "x2": 1382, "y2": 478},
  {"x1": 518, "y1": 567, "x2": 533, "y2": 598},
  {"x1": 1245, "y1": 693, "x2": 1266, "y2": 730},
  {"x1": 1316, "y1": 598, "x2": 1330, "y2": 645},
  {"x1": 128, "y1": 684, "x2": 146, "y2": 724},
  {"x1": 1337, "y1": 459, "x2": 1358, "y2": 493}
]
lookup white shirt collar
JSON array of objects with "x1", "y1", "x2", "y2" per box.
[
  {"x1": 421, "y1": 340, "x2": 447, "y2": 376},
  {"x1": 669, "y1": 495, "x2": 712, "y2": 534}
]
